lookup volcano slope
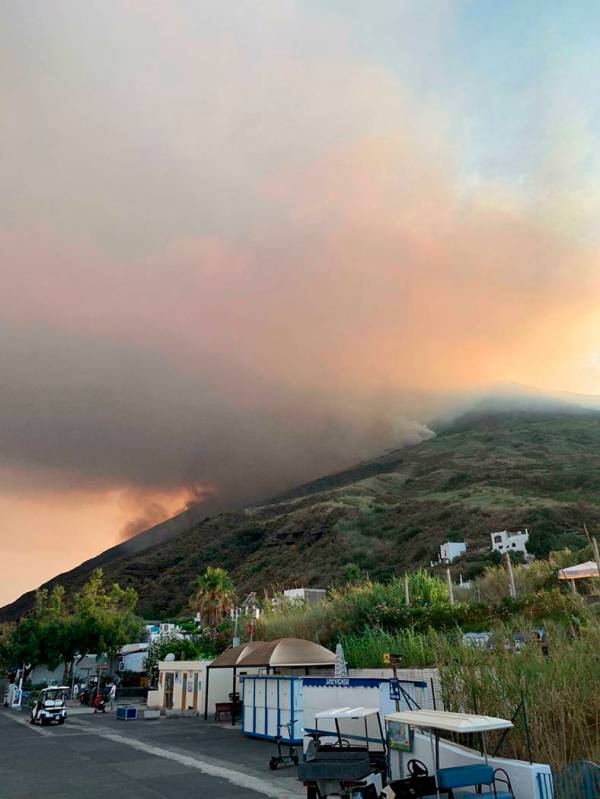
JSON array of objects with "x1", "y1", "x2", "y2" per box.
[{"x1": 2, "y1": 409, "x2": 600, "y2": 620}]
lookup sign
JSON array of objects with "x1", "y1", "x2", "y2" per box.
[
  {"x1": 389, "y1": 679, "x2": 402, "y2": 701},
  {"x1": 388, "y1": 720, "x2": 414, "y2": 752},
  {"x1": 304, "y1": 676, "x2": 382, "y2": 688},
  {"x1": 383, "y1": 652, "x2": 391, "y2": 665}
]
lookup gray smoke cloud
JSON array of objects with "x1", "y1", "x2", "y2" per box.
[
  {"x1": 1, "y1": 0, "x2": 599, "y2": 549},
  {"x1": 0, "y1": 323, "x2": 434, "y2": 521}
]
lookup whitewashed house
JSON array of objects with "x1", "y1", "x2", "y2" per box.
[
  {"x1": 491, "y1": 529, "x2": 529, "y2": 556},
  {"x1": 439, "y1": 541, "x2": 467, "y2": 563},
  {"x1": 272, "y1": 588, "x2": 327, "y2": 609}
]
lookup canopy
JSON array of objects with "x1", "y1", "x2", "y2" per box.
[
  {"x1": 385, "y1": 709, "x2": 513, "y2": 734},
  {"x1": 558, "y1": 560, "x2": 599, "y2": 580},
  {"x1": 204, "y1": 638, "x2": 335, "y2": 723},
  {"x1": 235, "y1": 638, "x2": 336, "y2": 668},
  {"x1": 208, "y1": 641, "x2": 265, "y2": 668}
]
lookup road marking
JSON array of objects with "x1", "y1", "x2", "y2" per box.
[
  {"x1": 0, "y1": 710, "x2": 52, "y2": 736},
  {"x1": 69, "y1": 721, "x2": 302, "y2": 798}
]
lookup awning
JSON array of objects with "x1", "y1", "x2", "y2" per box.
[
  {"x1": 208, "y1": 641, "x2": 265, "y2": 668},
  {"x1": 234, "y1": 638, "x2": 336, "y2": 668},
  {"x1": 384, "y1": 709, "x2": 513, "y2": 733},
  {"x1": 558, "y1": 560, "x2": 599, "y2": 580},
  {"x1": 204, "y1": 638, "x2": 335, "y2": 723}
]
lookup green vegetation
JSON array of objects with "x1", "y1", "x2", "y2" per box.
[
  {"x1": 335, "y1": 618, "x2": 600, "y2": 768},
  {"x1": 438, "y1": 623, "x2": 600, "y2": 769},
  {"x1": 0, "y1": 569, "x2": 142, "y2": 683},
  {"x1": 190, "y1": 566, "x2": 235, "y2": 627},
  {"x1": 258, "y1": 558, "x2": 592, "y2": 650},
  {"x1": 143, "y1": 628, "x2": 221, "y2": 685}
]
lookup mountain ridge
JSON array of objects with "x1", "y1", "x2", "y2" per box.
[{"x1": 3, "y1": 406, "x2": 600, "y2": 621}]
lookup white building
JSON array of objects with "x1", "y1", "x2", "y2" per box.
[
  {"x1": 491, "y1": 529, "x2": 529, "y2": 556},
  {"x1": 272, "y1": 588, "x2": 327, "y2": 609},
  {"x1": 114, "y1": 643, "x2": 148, "y2": 674},
  {"x1": 439, "y1": 541, "x2": 467, "y2": 564},
  {"x1": 146, "y1": 622, "x2": 185, "y2": 641},
  {"x1": 29, "y1": 654, "x2": 99, "y2": 687}
]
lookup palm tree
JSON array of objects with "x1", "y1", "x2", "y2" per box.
[{"x1": 190, "y1": 567, "x2": 235, "y2": 627}]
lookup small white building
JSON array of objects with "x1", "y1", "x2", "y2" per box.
[
  {"x1": 146, "y1": 622, "x2": 185, "y2": 641},
  {"x1": 272, "y1": 588, "x2": 327, "y2": 609},
  {"x1": 114, "y1": 643, "x2": 148, "y2": 674},
  {"x1": 151, "y1": 659, "x2": 251, "y2": 714},
  {"x1": 439, "y1": 541, "x2": 467, "y2": 564},
  {"x1": 491, "y1": 529, "x2": 529, "y2": 556}
]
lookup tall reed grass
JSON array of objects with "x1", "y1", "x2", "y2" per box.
[
  {"x1": 436, "y1": 622, "x2": 600, "y2": 769},
  {"x1": 340, "y1": 622, "x2": 600, "y2": 769}
]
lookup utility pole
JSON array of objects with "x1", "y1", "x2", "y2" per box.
[
  {"x1": 591, "y1": 537, "x2": 600, "y2": 583},
  {"x1": 505, "y1": 552, "x2": 517, "y2": 598},
  {"x1": 446, "y1": 568, "x2": 455, "y2": 605}
]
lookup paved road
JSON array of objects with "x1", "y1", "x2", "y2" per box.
[{"x1": 0, "y1": 708, "x2": 304, "y2": 798}]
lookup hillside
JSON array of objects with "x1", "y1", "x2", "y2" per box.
[{"x1": 3, "y1": 408, "x2": 600, "y2": 620}]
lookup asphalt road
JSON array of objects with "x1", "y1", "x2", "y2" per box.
[{"x1": 0, "y1": 708, "x2": 304, "y2": 799}]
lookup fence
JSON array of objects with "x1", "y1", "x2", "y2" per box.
[{"x1": 537, "y1": 760, "x2": 600, "y2": 799}]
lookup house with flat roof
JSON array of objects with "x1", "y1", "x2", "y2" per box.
[{"x1": 491, "y1": 529, "x2": 529, "y2": 556}]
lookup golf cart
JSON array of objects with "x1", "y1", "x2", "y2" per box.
[
  {"x1": 30, "y1": 686, "x2": 69, "y2": 726},
  {"x1": 384, "y1": 709, "x2": 515, "y2": 798},
  {"x1": 299, "y1": 706, "x2": 388, "y2": 799}
]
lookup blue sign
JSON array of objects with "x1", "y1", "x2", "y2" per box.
[
  {"x1": 389, "y1": 679, "x2": 402, "y2": 701},
  {"x1": 304, "y1": 677, "x2": 383, "y2": 688}
]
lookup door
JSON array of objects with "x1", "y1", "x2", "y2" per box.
[
  {"x1": 181, "y1": 672, "x2": 188, "y2": 710},
  {"x1": 164, "y1": 673, "x2": 174, "y2": 709},
  {"x1": 192, "y1": 673, "x2": 199, "y2": 711}
]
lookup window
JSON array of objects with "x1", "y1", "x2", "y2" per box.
[{"x1": 494, "y1": 535, "x2": 502, "y2": 544}]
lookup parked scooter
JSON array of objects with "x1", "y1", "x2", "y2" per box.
[{"x1": 269, "y1": 721, "x2": 300, "y2": 770}]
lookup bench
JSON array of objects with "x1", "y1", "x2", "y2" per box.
[
  {"x1": 437, "y1": 764, "x2": 514, "y2": 798},
  {"x1": 214, "y1": 701, "x2": 241, "y2": 721}
]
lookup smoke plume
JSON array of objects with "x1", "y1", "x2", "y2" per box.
[{"x1": 1, "y1": 1, "x2": 600, "y2": 602}]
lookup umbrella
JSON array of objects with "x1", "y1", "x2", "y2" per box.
[
  {"x1": 558, "y1": 561, "x2": 599, "y2": 580},
  {"x1": 334, "y1": 643, "x2": 348, "y2": 678}
]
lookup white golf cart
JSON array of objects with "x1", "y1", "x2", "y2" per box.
[
  {"x1": 299, "y1": 706, "x2": 388, "y2": 799},
  {"x1": 30, "y1": 686, "x2": 69, "y2": 726}
]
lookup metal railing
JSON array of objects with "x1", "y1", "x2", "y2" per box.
[{"x1": 537, "y1": 761, "x2": 600, "y2": 799}]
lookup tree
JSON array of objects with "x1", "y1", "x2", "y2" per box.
[
  {"x1": 190, "y1": 567, "x2": 235, "y2": 627},
  {"x1": 1, "y1": 570, "x2": 142, "y2": 685},
  {"x1": 70, "y1": 569, "x2": 142, "y2": 678}
]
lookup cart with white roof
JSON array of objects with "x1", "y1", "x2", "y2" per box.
[
  {"x1": 299, "y1": 706, "x2": 387, "y2": 798},
  {"x1": 384, "y1": 709, "x2": 515, "y2": 799}
]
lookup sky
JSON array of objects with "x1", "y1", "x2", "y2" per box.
[{"x1": 2, "y1": 0, "x2": 600, "y2": 605}]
